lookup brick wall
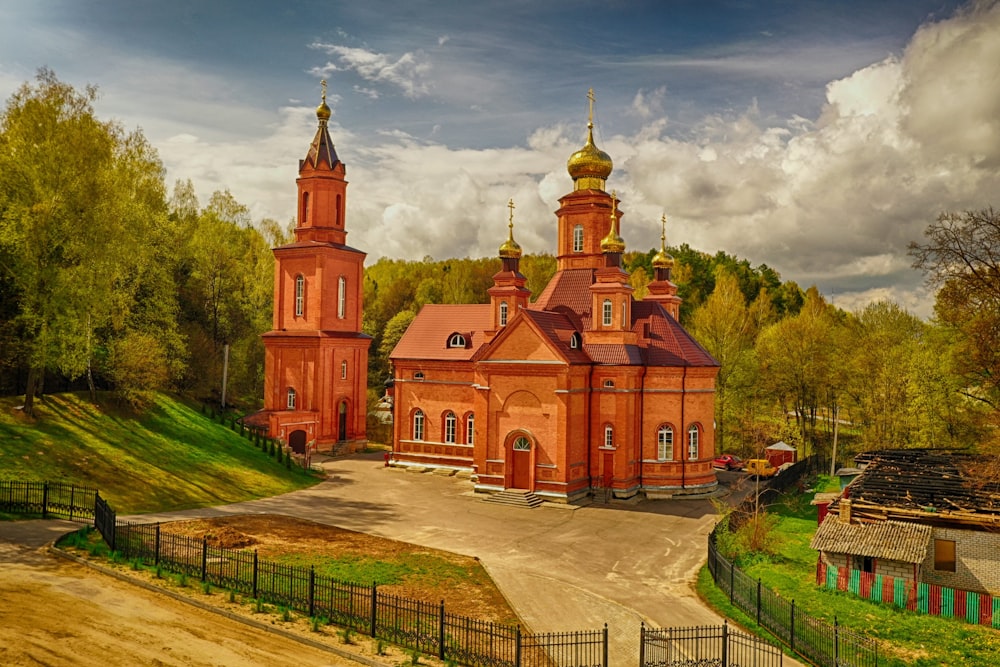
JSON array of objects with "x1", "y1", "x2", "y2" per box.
[{"x1": 923, "y1": 526, "x2": 1000, "y2": 595}]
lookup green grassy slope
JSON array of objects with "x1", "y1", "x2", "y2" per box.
[{"x1": 0, "y1": 392, "x2": 320, "y2": 514}]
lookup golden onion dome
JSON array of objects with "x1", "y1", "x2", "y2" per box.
[
  {"x1": 567, "y1": 122, "x2": 613, "y2": 184},
  {"x1": 600, "y1": 191, "x2": 626, "y2": 254},
  {"x1": 499, "y1": 199, "x2": 523, "y2": 259},
  {"x1": 316, "y1": 79, "x2": 332, "y2": 122},
  {"x1": 652, "y1": 214, "x2": 674, "y2": 269}
]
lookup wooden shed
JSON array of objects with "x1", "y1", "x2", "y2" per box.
[{"x1": 765, "y1": 441, "x2": 797, "y2": 467}]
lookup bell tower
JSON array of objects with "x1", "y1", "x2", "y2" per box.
[{"x1": 262, "y1": 82, "x2": 371, "y2": 453}]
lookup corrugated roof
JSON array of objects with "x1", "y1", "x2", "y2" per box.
[
  {"x1": 390, "y1": 304, "x2": 492, "y2": 361},
  {"x1": 810, "y1": 518, "x2": 931, "y2": 563}
]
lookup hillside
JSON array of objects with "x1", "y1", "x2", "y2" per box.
[{"x1": 0, "y1": 393, "x2": 320, "y2": 514}]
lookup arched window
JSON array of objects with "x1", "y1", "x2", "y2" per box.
[
  {"x1": 603, "y1": 379, "x2": 615, "y2": 388},
  {"x1": 336, "y1": 194, "x2": 342, "y2": 227},
  {"x1": 573, "y1": 224, "x2": 584, "y2": 252},
  {"x1": 448, "y1": 333, "x2": 466, "y2": 348},
  {"x1": 602, "y1": 299, "x2": 613, "y2": 327},
  {"x1": 414, "y1": 371, "x2": 424, "y2": 380},
  {"x1": 569, "y1": 332, "x2": 581, "y2": 349},
  {"x1": 465, "y1": 413, "x2": 475, "y2": 445},
  {"x1": 621, "y1": 300, "x2": 627, "y2": 327},
  {"x1": 294, "y1": 275, "x2": 305, "y2": 317},
  {"x1": 302, "y1": 192, "x2": 310, "y2": 224},
  {"x1": 657, "y1": 425, "x2": 673, "y2": 461},
  {"x1": 341, "y1": 360, "x2": 347, "y2": 379},
  {"x1": 286, "y1": 388, "x2": 296, "y2": 410},
  {"x1": 499, "y1": 301, "x2": 509, "y2": 326},
  {"x1": 444, "y1": 412, "x2": 457, "y2": 443},
  {"x1": 604, "y1": 425, "x2": 614, "y2": 447},
  {"x1": 413, "y1": 409, "x2": 425, "y2": 441},
  {"x1": 687, "y1": 424, "x2": 700, "y2": 460},
  {"x1": 338, "y1": 276, "x2": 346, "y2": 319}
]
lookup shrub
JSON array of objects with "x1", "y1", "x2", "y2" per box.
[
  {"x1": 340, "y1": 627, "x2": 354, "y2": 644},
  {"x1": 201, "y1": 581, "x2": 212, "y2": 595}
]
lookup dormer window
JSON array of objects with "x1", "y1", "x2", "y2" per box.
[
  {"x1": 448, "y1": 333, "x2": 467, "y2": 348},
  {"x1": 569, "y1": 332, "x2": 581, "y2": 349}
]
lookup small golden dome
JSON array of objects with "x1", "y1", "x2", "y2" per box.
[
  {"x1": 567, "y1": 123, "x2": 613, "y2": 184},
  {"x1": 652, "y1": 214, "x2": 674, "y2": 269},
  {"x1": 600, "y1": 191, "x2": 625, "y2": 254},
  {"x1": 499, "y1": 198, "x2": 523, "y2": 259},
  {"x1": 316, "y1": 79, "x2": 332, "y2": 122}
]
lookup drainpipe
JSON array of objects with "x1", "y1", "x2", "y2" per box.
[{"x1": 680, "y1": 365, "x2": 687, "y2": 489}]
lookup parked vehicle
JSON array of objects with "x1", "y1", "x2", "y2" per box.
[
  {"x1": 713, "y1": 454, "x2": 745, "y2": 470},
  {"x1": 745, "y1": 458, "x2": 778, "y2": 478}
]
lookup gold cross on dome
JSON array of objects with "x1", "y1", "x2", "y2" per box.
[
  {"x1": 321, "y1": 79, "x2": 328, "y2": 102},
  {"x1": 587, "y1": 88, "x2": 595, "y2": 126},
  {"x1": 507, "y1": 198, "x2": 515, "y2": 226},
  {"x1": 661, "y1": 213, "x2": 667, "y2": 245}
]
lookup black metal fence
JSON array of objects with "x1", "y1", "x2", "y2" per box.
[
  {"x1": 707, "y1": 458, "x2": 880, "y2": 667},
  {"x1": 640, "y1": 621, "x2": 783, "y2": 667},
  {"x1": 94, "y1": 503, "x2": 606, "y2": 667},
  {"x1": 0, "y1": 480, "x2": 97, "y2": 521}
]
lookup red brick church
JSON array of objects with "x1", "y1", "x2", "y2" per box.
[
  {"x1": 256, "y1": 85, "x2": 370, "y2": 453},
  {"x1": 389, "y1": 95, "x2": 720, "y2": 501}
]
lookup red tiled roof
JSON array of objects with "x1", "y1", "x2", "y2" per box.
[
  {"x1": 531, "y1": 269, "x2": 595, "y2": 323},
  {"x1": 520, "y1": 310, "x2": 592, "y2": 364},
  {"x1": 585, "y1": 344, "x2": 644, "y2": 365},
  {"x1": 390, "y1": 304, "x2": 493, "y2": 361},
  {"x1": 634, "y1": 301, "x2": 718, "y2": 367}
]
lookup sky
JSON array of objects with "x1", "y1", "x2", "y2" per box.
[{"x1": 2, "y1": 0, "x2": 999, "y2": 318}]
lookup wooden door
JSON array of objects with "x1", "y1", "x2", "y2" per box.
[
  {"x1": 511, "y1": 436, "x2": 531, "y2": 489},
  {"x1": 602, "y1": 451, "x2": 614, "y2": 489},
  {"x1": 338, "y1": 401, "x2": 348, "y2": 442}
]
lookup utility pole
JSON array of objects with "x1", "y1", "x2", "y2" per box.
[{"x1": 221, "y1": 343, "x2": 230, "y2": 409}]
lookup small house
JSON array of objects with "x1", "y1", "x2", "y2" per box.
[{"x1": 765, "y1": 441, "x2": 797, "y2": 467}]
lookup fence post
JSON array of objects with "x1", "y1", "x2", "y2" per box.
[
  {"x1": 438, "y1": 599, "x2": 446, "y2": 660},
  {"x1": 201, "y1": 536, "x2": 208, "y2": 582},
  {"x1": 308, "y1": 566, "x2": 315, "y2": 617},
  {"x1": 730, "y1": 559, "x2": 735, "y2": 603},
  {"x1": 834, "y1": 616, "x2": 839, "y2": 666},
  {"x1": 42, "y1": 481, "x2": 49, "y2": 519},
  {"x1": 639, "y1": 622, "x2": 645, "y2": 667},
  {"x1": 722, "y1": 620, "x2": 728, "y2": 667},
  {"x1": 515, "y1": 625, "x2": 522, "y2": 667},
  {"x1": 252, "y1": 550, "x2": 259, "y2": 599},
  {"x1": 155, "y1": 524, "x2": 161, "y2": 565},
  {"x1": 370, "y1": 581, "x2": 378, "y2": 638},
  {"x1": 790, "y1": 599, "x2": 795, "y2": 651},
  {"x1": 602, "y1": 622, "x2": 608, "y2": 667},
  {"x1": 757, "y1": 578, "x2": 762, "y2": 627},
  {"x1": 70, "y1": 486, "x2": 75, "y2": 521}
]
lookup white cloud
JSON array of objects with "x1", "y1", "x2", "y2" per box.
[{"x1": 309, "y1": 42, "x2": 432, "y2": 98}]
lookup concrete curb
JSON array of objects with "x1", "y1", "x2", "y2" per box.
[{"x1": 48, "y1": 544, "x2": 393, "y2": 667}]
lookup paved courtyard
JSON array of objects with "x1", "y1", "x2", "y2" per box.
[{"x1": 132, "y1": 453, "x2": 793, "y2": 665}]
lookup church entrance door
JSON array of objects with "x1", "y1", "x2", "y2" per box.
[
  {"x1": 289, "y1": 429, "x2": 307, "y2": 454},
  {"x1": 338, "y1": 401, "x2": 348, "y2": 442},
  {"x1": 511, "y1": 436, "x2": 532, "y2": 489}
]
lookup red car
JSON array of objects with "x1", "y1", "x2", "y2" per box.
[{"x1": 713, "y1": 454, "x2": 745, "y2": 470}]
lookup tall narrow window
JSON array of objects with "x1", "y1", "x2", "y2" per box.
[
  {"x1": 621, "y1": 300, "x2": 627, "y2": 327},
  {"x1": 604, "y1": 425, "x2": 614, "y2": 447},
  {"x1": 336, "y1": 194, "x2": 342, "y2": 227},
  {"x1": 341, "y1": 360, "x2": 347, "y2": 379},
  {"x1": 302, "y1": 192, "x2": 310, "y2": 224},
  {"x1": 338, "y1": 276, "x2": 346, "y2": 319},
  {"x1": 444, "y1": 412, "x2": 456, "y2": 443},
  {"x1": 657, "y1": 425, "x2": 673, "y2": 461},
  {"x1": 413, "y1": 410, "x2": 425, "y2": 441},
  {"x1": 295, "y1": 275, "x2": 305, "y2": 317},
  {"x1": 499, "y1": 301, "x2": 509, "y2": 326},
  {"x1": 466, "y1": 413, "x2": 475, "y2": 445},
  {"x1": 573, "y1": 225, "x2": 584, "y2": 252},
  {"x1": 602, "y1": 299, "x2": 612, "y2": 327},
  {"x1": 286, "y1": 388, "x2": 296, "y2": 410},
  {"x1": 687, "y1": 425, "x2": 700, "y2": 460}
]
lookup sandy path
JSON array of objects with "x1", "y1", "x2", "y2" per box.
[{"x1": 0, "y1": 520, "x2": 356, "y2": 667}]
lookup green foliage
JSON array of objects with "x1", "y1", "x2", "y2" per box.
[
  {"x1": 340, "y1": 626, "x2": 354, "y2": 644},
  {"x1": 280, "y1": 606, "x2": 291, "y2": 622},
  {"x1": 0, "y1": 392, "x2": 319, "y2": 513},
  {"x1": 201, "y1": 581, "x2": 212, "y2": 595},
  {"x1": 273, "y1": 551, "x2": 480, "y2": 587}
]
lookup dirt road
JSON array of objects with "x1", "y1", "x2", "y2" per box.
[{"x1": 0, "y1": 520, "x2": 360, "y2": 667}]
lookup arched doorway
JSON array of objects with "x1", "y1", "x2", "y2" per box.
[
  {"x1": 510, "y1": 435, "x2": 532, "y2": 489},
  {"x1": 338, "y1": 400, "x2": 348, "y2": 442},
  {"x1": 288, "y1": 429, "x2": 307, "y2": 454}
]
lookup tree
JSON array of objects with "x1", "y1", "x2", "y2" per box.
[
  {"x1": 0, "y1": 69, "x2": 175, "y2": 414},
  {"x1": 910, "y1": 208, "x2": 1000, "y2": 411}
]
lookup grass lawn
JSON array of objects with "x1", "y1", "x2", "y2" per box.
[
  {"x1": 0, "y1": 392, "x2": 321, "y2": 514},
  {"x1": 699, "y1": 483, "x2": 1000, "y2": 667}
]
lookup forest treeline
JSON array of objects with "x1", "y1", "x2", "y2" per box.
[{"x1": 2, "y1": 71, "x2": 997, "y2": 463}]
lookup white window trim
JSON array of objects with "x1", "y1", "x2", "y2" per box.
[
  {"x1": 294, "y1": 275, "x2": 305, "y2": 317},
  {"x1": 604, "y1": 425, "x2": 614, "y2": 448},
  {"x1": 602, "y1": 299, "x2": 612, "y2": 327},
  {"x1": 444, "y1": 412, "x2": 456, "y2": 444},
  {"x1": 688, "y1": 425, "x2": 699, "y2": 460},
  {"x1": 657, "y1": 426, "x2": 673, "y2": 461},
  {"x1": 286, "y1": 388, "x2": 296, "y2": 410},
  {"x1": 499, "y1": 301, "x2": 508, "y2": 326},
  {"x1": 413, "y1": 410, "x2": 425, "y2": 441},
  {"x1": 466, "y1": 413, "x2": 475, "y2": 445},
  {"x1": 337, "y1": 276, "x2": 346, "y2": 319},
  {"x1": 573, "y1": 225, "x2": 584, "y2": 252}
]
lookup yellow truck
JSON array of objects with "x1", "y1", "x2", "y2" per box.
[{"x1": 745, "y1": 458, "x2": 778, "y2": 478}]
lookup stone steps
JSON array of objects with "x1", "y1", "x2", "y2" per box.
[{"x1": 483, "y1": 489, "x2": 545, "y2": 509}]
